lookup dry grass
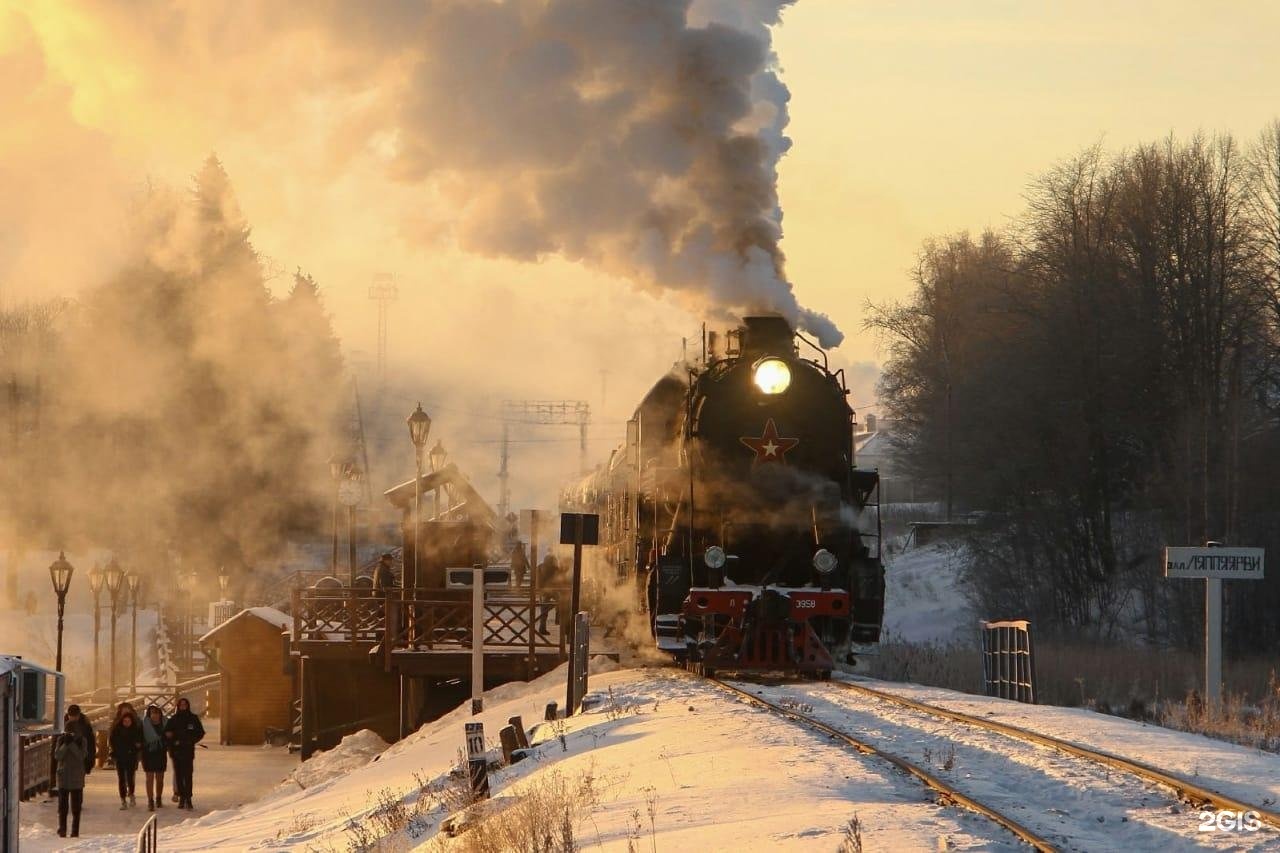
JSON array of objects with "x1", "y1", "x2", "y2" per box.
[
  {"x1": 865, "y1": 638, "x2": 1280, "y2": 752},
  {"x1": 449, "y1": 766, "x2": 605, "y2": 853}
]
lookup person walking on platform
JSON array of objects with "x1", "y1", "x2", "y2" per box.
[
  {"x1": 62, "y1": 704, "x2": 96, "y2": 777},
  {"x1": 164, "y1": 696, "x2": 205, "y2": 809},
  {"x1": 141, "y1": 704, "x2": 169, "y2": 810},
  {"x1": 510, "y1": 542, "x2": 530, "y2": 588},
  {"x1": 109, "y1": 709, "x2": 144, "y2": 809},
  {"x1": 54, "y1": 729, "x2": 87, "y2": 837},
  {"x1": 536, "y1": 552, "x2": 562, "y2": 634}
]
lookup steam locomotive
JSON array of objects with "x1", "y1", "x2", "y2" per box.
[{"x1": 562, "y1": 315, "x2": 884, "y2": 675}]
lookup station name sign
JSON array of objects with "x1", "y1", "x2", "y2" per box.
[{"x1": 1164, "y1": 547, "x2": 1264, "y2": 580}]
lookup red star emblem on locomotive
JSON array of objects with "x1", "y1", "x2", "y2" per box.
[{"x1": 739, "y1": 418, "x2": 799, "y2": 464}]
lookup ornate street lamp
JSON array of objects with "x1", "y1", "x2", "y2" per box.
[
  {"x1": 175, "y1": 569, "x2": 190, "y2": 673},
  {"x1": 104, "y1": 558, "x2": 125, "y2": 698},
  {"x1": 338, "y1": 468, "x2": 364, "y2": 585},
  {"x1": 48, "y1": 552, "x2": 75, "y2": 673},
  {"x1": 428, "y1": 439, "x2": 447, "y2": 473},
  {"x1": 328, "y1": 453, "x2": 350, "y2": 575},
  {"x1": 407, "y1": 404, "x2": 431, "y2": 596},
  {"x1": 88, "y1": 563, "x2": 104, "y2": 692},
  {"x1": 186, "y1": 568, "x2": 198, "y2": 672},
  {"x1": 127, "y1": 571, "x2": 143, "y2": 693}
]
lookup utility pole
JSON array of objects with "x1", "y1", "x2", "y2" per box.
[
  {"x1": 368, "y1": 274, "x2": 398, "y2": 387},
  {"x1": 498, "y1": 401, "x2": 592, "y2": 520},
  {"x1": 498, "y1": 423, "x2": 511, "y2": 523}
]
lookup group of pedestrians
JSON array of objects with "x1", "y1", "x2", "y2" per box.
[{"x1": 52, "y1": 697, "x2": 206, "y2": 838}]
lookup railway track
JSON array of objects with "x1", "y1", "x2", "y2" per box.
[
  {"x1": 709, "y1": 671, "x2": 1280, "y2": 850},
  {"x1": 703, "y1": 675, "x2": 1058, "y2": 852},
  {"x1": 826, "y1": 676, "x2": 1280, "y2": 833}
]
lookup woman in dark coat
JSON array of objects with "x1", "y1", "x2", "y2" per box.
[
  {"x1": 54, "y1": 731, "x2": 86, "y2": 837},
  {"x1": 140, "y1": 704, "x2": 169, "y2": 810},
  {"x1": 109, "y1": 710, "x2": 144, "y2": 809}
]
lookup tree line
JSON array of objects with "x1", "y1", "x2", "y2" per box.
[
  {"x1": 0, "y1": 156, "x2": 346, "y2": 603},
  {"x1": 870, "y1": 125, "x2": 1280, "y2": 651}
]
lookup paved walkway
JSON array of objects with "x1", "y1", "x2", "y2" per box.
[{"x1": 20, "y1": 719, "x2": 298, "y2": 851}]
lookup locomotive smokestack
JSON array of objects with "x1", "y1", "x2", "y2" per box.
[{"x1": 741, "y1": 315, "x2": 796, "y2": 356}]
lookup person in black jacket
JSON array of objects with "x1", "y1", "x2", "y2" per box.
[
  {"x1": 109, "y1": 710, "x2": 144, "y2": 809},
  {"x1": 164, "y1": 696, "x2": 205, "y2": 809}
]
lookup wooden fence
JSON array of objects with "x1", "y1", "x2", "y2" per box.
[{"x1": 18, "y1": 733, "x2": 55, "y2": 800}]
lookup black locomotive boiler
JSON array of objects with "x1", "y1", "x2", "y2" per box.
[{"x1": 562, "y1": 315, "x2": 884, "y2": 675}]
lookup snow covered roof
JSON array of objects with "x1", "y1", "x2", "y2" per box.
[{"x1": 199, "y1": 606, "x2": 292, "y2": 643}]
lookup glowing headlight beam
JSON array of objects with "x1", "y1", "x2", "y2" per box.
[{"x1": 753, "y1": 358, "x2": 791, "y2": 394}]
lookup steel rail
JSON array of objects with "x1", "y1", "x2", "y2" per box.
[
  {"x1": 704, "y1": 675, "x2": 1057, "y2": 852},
  {"x1": 828, "y1": 678, "x2": 1280, "y2": 832}
]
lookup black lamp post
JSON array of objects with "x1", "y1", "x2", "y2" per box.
[
  {"x1": 341, "y1": 468, "x2": 363, "y2": 585},
  {"x1": 48, "y1": 552, "x2": 75, "y2": 673},
  {"x1": 329, "y1": 454, "x2": 348, "y2": 575},
  {"x1": 429, "y1": 440, "x2": 447, "y2": 518},
  {"x1": 127, "y1": 571, "x2": 142, "y2": 694},
  {"x1": 175, "y1": 570, "x2": 190, "y2": 673},
  {"x1": 407, "y1": 404, "x2": 432, "y2": 596},
  {"x1": 104, "y1": 558, "x2": 124, "y2": 698},
  {"x1": 88, "y1": 563, "x2": 104, "y2": 692},
  {"x1": 186, "y1": 569, "x2": 198, "y2": 672}
]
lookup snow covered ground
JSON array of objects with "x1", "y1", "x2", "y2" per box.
[
  {"x1": 740, "y1": 676, "x2": 1280, "y2": 851},
  {"x1": 23, "y1": 661, "x2": 1280, "y2": 851},
  {"x1": 882, "y1": 540, "x2": 975, "y2": 644}
]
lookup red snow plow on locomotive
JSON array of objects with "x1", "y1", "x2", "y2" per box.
[{"x1": 563, "y1": 315, "x2": 884, "y2": 677}]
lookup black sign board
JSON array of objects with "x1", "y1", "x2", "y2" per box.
[{"x1": 560, "y1": 512, "x2": 600, "y2": 545}]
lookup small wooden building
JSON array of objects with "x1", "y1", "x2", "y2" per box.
[{"x1": 200, "y1": 607, "x2": 294, "y2": 746}]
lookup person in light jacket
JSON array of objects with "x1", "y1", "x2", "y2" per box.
[{"x1": 54, "y1": 730, "x2": 86, "y2": 838}]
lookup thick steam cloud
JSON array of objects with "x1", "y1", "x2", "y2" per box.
[
  {"x1": 344, "y1": 0, "x2": 841, "y2": 346},
  {"x1": 395, "y1": 0, "x2": 839, "y2": 345}
]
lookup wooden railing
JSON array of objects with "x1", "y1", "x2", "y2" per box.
[
  {"x1": 291, "y1": 586, "x2": 572, "y2": 663},
  {"x1": 291, "y1": 587, "x2": 387, "y2": 646},
  {"x1": 18, "y1": 733, "x2": 55, "y2": 800}
]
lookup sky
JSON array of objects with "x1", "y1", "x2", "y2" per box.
[{"x1": 3, "y1": 0, "x2": 1279, "y2": 502}]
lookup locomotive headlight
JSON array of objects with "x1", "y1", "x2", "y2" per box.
[
  {"x1": 752, "y1": 358, "x2": 791, "y2": 395},
  {"x1": 813, "y1": 549, "x2": 838, "y2": 574},
  {"x1": 704, "y1": 545, "x2": 727, "y2": 569}
]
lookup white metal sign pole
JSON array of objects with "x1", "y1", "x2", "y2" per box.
[
  {"x1": 1164, "y1": 545, "x2": 1263, "y2": 709},
  {"x1": 1206, "y1": 577, "x2": 1222, "y2": 706},
  {"x1": 472, "y1": 566, "x2": 484, "y2": 715}
]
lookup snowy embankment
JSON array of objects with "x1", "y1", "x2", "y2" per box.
[
  {"x1": 882, "y1": 540, "x2": 974, "y2": 644},
  {"x1": 62, "y1": 662, "x2": 1280, "y2": 851},
  {"x1": 74, "y1": 662, "x2": 1023, "y2": 852}
]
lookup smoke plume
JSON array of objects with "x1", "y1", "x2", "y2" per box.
[{"x1": 376, "y1": 0, "x2": 841, "y2": 346}]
